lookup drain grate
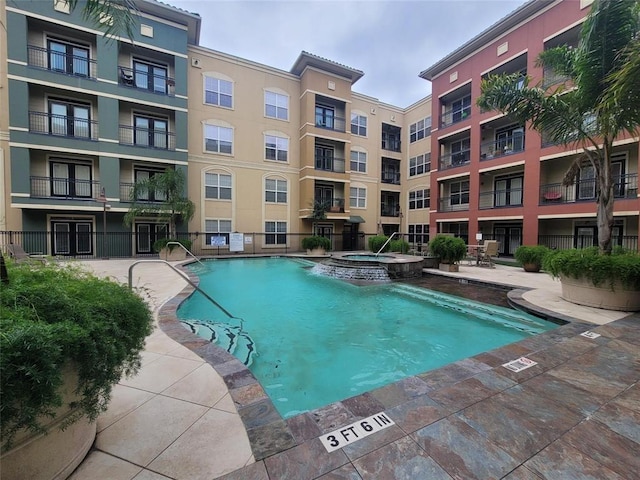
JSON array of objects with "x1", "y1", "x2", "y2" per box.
[
  {"x1": 580, "y1": 330, "x2": 601, "y2": 339},
  {"x1": 503, "y1": 356, "x2": 537, "y2": 372}
]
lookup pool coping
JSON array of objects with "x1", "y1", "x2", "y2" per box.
[{"x1": 156, "y1": 260, "x2": 632, "y2": 464}]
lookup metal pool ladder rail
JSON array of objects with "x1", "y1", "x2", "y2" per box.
[
  {"x1": 375, "y1": 231, "x2": 399, "y2": 257},
  {"x1": 165, "y1": 241, "x2": 205, "y2": 267},
  {"x1": 127, "y1": 260, "x2": 240, "y2": 321}
]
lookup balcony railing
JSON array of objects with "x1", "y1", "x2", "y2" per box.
[
  {"x1": 381, "y1": 205, "x2": 401, "y2": 217},
  {"x1": 478, "y1": 188, "x2": 524, "y2": 209},
  {"x1": 314, "y1": 155, "x2": 345, "y2": 173},
  {"x1": 119, "y1": 125, "x2": 176, "y2": 150},
  {"x1": 30, "y1": 176, "x2": 100, "y2": 199},
  {"x1": 314, "y1": 197, "x2": 345, "y2": 213},
  {"x1": 480, "y1": 132, "x2": 525, "y2": 160},
  {"x1": 540, "y1": 173, "x2": 638, "y2": 204},
  {"x1": 538, "y1": 235, "x2": 638, "y2": 251},
  {"x1": 29, "y1": 111, "x2": 99, "y2": 141},
  {"x1": 439, "y1": 149, "x2": 471, "y2": 170},
  {"x1": 27, "y1": 45, "x2": 97, "y2": 79},
  {"x1": 118, "y1": 66, "x2": 174, "y2": 95},
  {"x1": 381, "y1": 136, "x2": 401, "y2": 152},
  {"x1": 119, "y1": 182, "x2": 167, "y2": 203},
  {"x1": 315, "y1": 115, "x2": 346, "y2": 133},
  {"x1": 542, "y1": 66, "x2": 570, "y2": 89},
  {"x1": 440, "y1": 106, "x2": 471, "y2": 128},
  {"x1": 438, "y1": 195, "x2": 470, "y2": 212},
  {"x1": 381, "y1": 171, "x2": 401, "y2": 185}
]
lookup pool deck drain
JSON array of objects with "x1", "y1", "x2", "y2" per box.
[{"x1": 74, "y1": 259, "x2": 639, "y2": 480}]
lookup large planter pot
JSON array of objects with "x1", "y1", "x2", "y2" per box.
[
  {"x1": 560, "y1": 275, "x2": 640, "y2": 312},
  {"x1": 422, "y1": 256, "x2": 439, "y2": 269},
  {"x1": 439, "y1": 263, "x2": 459, "y2": 272},
  {"x1": 306, "y1": 248, "x2": 327, "y2": 256},
  {"x1": 160, "y1": 247, "x2": 187, "y2": 261},
  {"x1": 522, "y1": 262, "x2": 541, "y2": 273},
  {"x1": 1, "y1": 366, "x2": 97, "y2": 480}
]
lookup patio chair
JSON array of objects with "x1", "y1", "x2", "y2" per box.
[
  {"x1": 478, "y1": 240, "x2": 499, "y2": 268},
  {"x1": 6, "y1": 244, "x2": 47, "y2": 264}
]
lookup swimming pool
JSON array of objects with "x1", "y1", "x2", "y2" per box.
[{"x1": 178, "y1": 257, "x2": 557, "y2": 417}]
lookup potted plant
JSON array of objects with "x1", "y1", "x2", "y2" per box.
[
  {"x1": 301, "y1": 235, "x2": 331, "y2": 255},
  {"x1": 543, "y1": 247, "x2": 640, "y2": 311},
  {"x1": 514, "y1": 245, "x2": 550, "y2": 272},
  {"x1": 0, "y1": 260, "x2": 152, "y2": 479},
  {"x1": 153, "y1": 238, "x2": 193, "y2": 261},
  {"x1": 428, "y1": 235, "x2": 467, "y2": 272}
]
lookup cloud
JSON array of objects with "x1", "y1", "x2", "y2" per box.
[{"x1": 169, "y1": 0, "x2": 527, "y2": 107}]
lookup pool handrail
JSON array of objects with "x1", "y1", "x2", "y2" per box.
[
  {"x1": 127, "y1": 260, "x2": 240, "y2": 320},
  {"x1": 375, "y1": 231, "x2": 399, "y2": 257},
  {"x1": 165, "y1": 241, "x2": 205, "y2": 267}
]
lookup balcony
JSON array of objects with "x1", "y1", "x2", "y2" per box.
[
  {"x1": 440, "y1": 105, "x2": 471, "y2": 128},
  {"x1": 381, "y1": 171, "x2": 400, "y2": 185},
  {"x1": 381, "y1": 204, "x2": 401, "y2": 217},
  {"x1": 30, "y1": 176, "x2": 100, "y2": 199},
  {"x1": 540, "y1": 173, "x2": 638, "y2": 204},
  {"x1": 119, "y1": 125, "x2": 176, "y2": 150},
  {"x1": 27, "y1": 45, "x2": 97, "y2": 79},
  {"x1": 479, "y1": 188, "x2": 523, "y2": 209},
  {"x1": 439, "y1": 149, "x2": 471, "y2": 170},
  {"x1": 29, "y1": 111, "x2": 99, "y2": 141},
  {"x1": 118, "y1": 66, "x2": 175, "y2": 96},
  {"x1": 315, "y1": 114, "x2": 346, "y2": 133},
  {"x1": 438, "y1": 195, "x2": 469, "y2": 212},
  {"x1": 119, "y1": 182, "x2": 167, "y2": 203},
  {"x1": 480, "y1": 132, "x2": 524, "y2": 160},
  {"x1": 381, "y1": 135, "x2": 401, "y2": 152},
  {"x1": 315, "y1": 155, "x2": 346, "y2": 173}
]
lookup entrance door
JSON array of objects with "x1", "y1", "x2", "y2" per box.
[
  {"x1": 135, "y1": 223, "x2": 168, "y2": 254},
  {"x1": 342, "y1": 223, "x2": 359, "y2": 251},
  {"x1": 494, "y1": 225, "x2": 522, "y2": 256},
  {"x1": 51, "y1": 221, "x2": 92, "y2": 256},
  {"x1": 314, "y1": 224, "x2": 333, "y2": 250}
]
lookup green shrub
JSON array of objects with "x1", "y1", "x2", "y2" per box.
[
  {"x1": 543, "y1": 247, "x2": 640, "y2": 289},
  {"x1": 514, "y1": 245, "x2": 550, "y2": 266},
  {"x1": 0, "y1": 261, "x2": 153, "y2": 448},
  {"x1": 153, "y1": 238, "x2": 193, "y2": 253},
  {"x1": 389, "y1": 239, "x2": 410, "y2": 253},
  {"x1": 301, "y1": 235, "x2": 331, "y2": 251},
  {"x1": 368, "y1": 235, "x2": 389, "y2": 253},
  {"x1": 428, "y1": 235, "x2": 467, "y2": 264}
]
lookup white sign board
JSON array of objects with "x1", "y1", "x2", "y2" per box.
[
  {"x1": 210, "y1": 235, "x2": 226, "y2": 247},
  {"x1": 319, "y1": 412, "x2": 395, "y2": 452},
  {"x1": 229, "y1": 233, "x2": 244, "y2": 252}
]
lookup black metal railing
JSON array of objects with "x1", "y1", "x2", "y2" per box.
[
  {"x1": 480, "y1": 132, "x2": 525, "y2": 160},
  {"x1": 381, "y1": 205, "x2": 401, "y2": 217},
  {"x1": 440, "y1": 106, "x2": 471, "y2": 128},
  {"x1": 30, "y1": 176, "x2": 100, "y2": 199},
  {"x1": 478, "y1": 188, "x2": 524, "y2": 209},
  {"x1": 27, "y1": 45, "x2": 97, "y2": 79},
  {"x1": 314, "y1": 155, "x2": 346, "y2": 173},
  {"x1": 118, "y1": 183, "x2": 167, "y2": 203},
  {"x1": 315, "y1": 115, "x2": 346, "y2": 132},
  {"x1": 29, "y1": 111, "x2": 99, "y2": 140},
  {"x1": 119, "y1": 125, "x2": 176, "y2": 150},
  {"x1": 381, "y1": 136, "x2": 401, "y2": 152},
  {"x1": 538, "y1": 234, "x2": 638, "y2": 251},
  {"x1": 539, "y1": 173, "x2": 638, "y2": 205},
  {"x1": 439, "y1": 149, "x2": 471, "y2": 170},
  {"x1": 118, "y1": 66, "x2": 174, "y2": 95},
  {"x1": 381, "y1": 171, "x2": 401, "y2": 185},
  {"x1": 313, "y1": 197, "x2": 345, "y2": 213},
  {"x1": 438, "y1": 195, "x2": 470, "y2": 212}
]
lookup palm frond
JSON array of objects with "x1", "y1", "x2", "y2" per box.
[{"x1": 66, "y1": 0, "x2": 138, "y2": 41}]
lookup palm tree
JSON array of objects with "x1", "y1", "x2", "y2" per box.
[
  {"x1": 477, "y1": 0, "x2": 640, "y2": 254},
  {"x1": 65, "y1": 0, "x2": 138, "y2": 40},
  {"x1": 123, "y1": 168, "x2": 195, "y2": 239}
]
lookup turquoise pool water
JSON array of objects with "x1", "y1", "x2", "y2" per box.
[{"x1": 178, "y1": 257, "x2": 556, "y2": 417}]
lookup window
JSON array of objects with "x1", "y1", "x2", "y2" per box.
[
  {"x1": 351, "y1": 114, "x2": 367, "y2": 136},
  {"x1": 134, "y1": 115, "x2": 168, "y2": 149},
  {"x1": 409, "y1": 153, "x2": 431, "y2": 177},
  {"x1": 409, "y1": 117, "x2": 431, "y2": 143},
  {"x1": 265, "y1": 221, "x2": 287, "y2": 245},
  {"x1": 204, "y1": 124, "x2": 233, "y2": 154},
  {"x1": 315, "y1": 105, "x2": 335, "y2": 129},
  {"x1": 205, "y1": 172, "x2": 232, "y2": 199},
  {"x1": 350, "y1": 150, "x2": 367, "y2": 173},
  {"x1": 47, "y1": 38, "x2": 89, "y2": 76},
  {"x1": 409, "y1": 189, "x2": 430, "y2": 209},
  {"x1": 265, "y1": 178, "x2": 287, "y2": 203},
  {"x1": 451, "y1": 95, "x2": 471, "y2": 123},
  {"x1": 265, "y1": 135, "x2": 288, "y2": 162},
  {"x1": 408, "y1": 224, "x2": 429, "y2": 245},
  {"x1": 50, "y1": 161, "x2": 92, "y2": 198},
  {"x1": 350, "y1": 187, "x2": 366, "y2": 208},
  {"x1": 315, "y1": 145, "x2": 334, "y2": 171},
  {"x1": 205, "y1": 219, "x2": 232, "y2": 247},
  {"x1": 134, "y1": 169, "x2": 167, "y2": 202},
  {"x1": 451, "y1": 138, "x2": 471, "y2": 165},
  {"x1": 450, "y1": 180, "x2": 470, "y2": 205},
  {"x1": 265, "y1": 91, "x2": 288, "y2": 120},
  {"x1": 49, "y1": 100, "x2": 91, "y2": 138},
  {"x1": 205, "y1": 76, "x2": 232, "y2": 108},
  {"x1": 134, "y1": 60, "x2": 167, "y2": 94},
  {"x1": 494, "y1": 176, "x2": 523, "y2": 207}
]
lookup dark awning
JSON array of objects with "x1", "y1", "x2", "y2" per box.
[{"x1": 347, "y1": 216, "x2": 366, "y2": 224}]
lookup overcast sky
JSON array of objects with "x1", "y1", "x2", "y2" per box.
[{"x1": 169, "y1": 0, "x2": 528, "y2": 108}]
